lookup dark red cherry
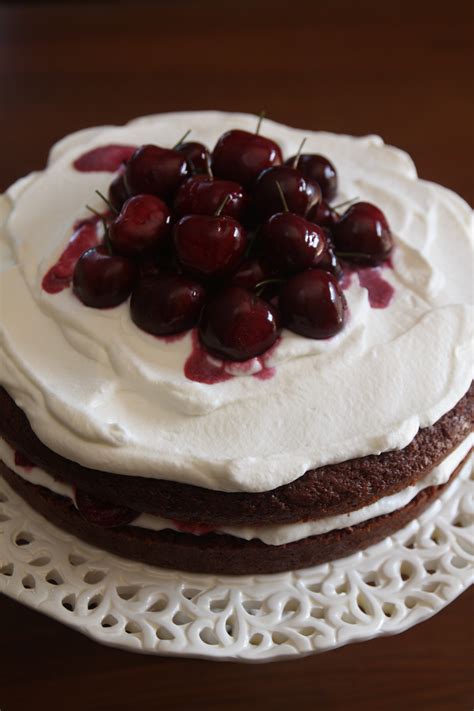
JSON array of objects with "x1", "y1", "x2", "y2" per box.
[
  {"x1": 254, "y1": 165, "x2": 321, "y2": 219},
  {"x1": 332, "y1": 201, "x2": 393, "y2": 265},
  {"x1": 286, "y1": 154, "x2": 337, "y2": 201},
  {"x1": 279, "y1": 269, "x2": 346, "y2": 339},
  {"x1": 199, "y1": 286, "x2": 280, "y2": 360},
  {"x1": 109, "y1": 195, "x2": 171, "y2": 258},
  {"x1": 307, "y1": 199, "x2": 340, "y2": 228},
  {"x1": 131, "y1": 273, "x2": 205, "y2": 336},
  {"x1": 212, "y1": 129, "x2": 282, "y2": 188},
  {"x1": 174, "y1": 175, "x2": 250, "y2": 222},
  {"x1": 174, "y1": 214, "x2": 247, "y2": 279},
  {"x1": 177, "y1": 141, "x2": 211, "y2": 174},
  {"x1": 108, "y1": 172, "x2": 130, "y2": 212},
  {"x1": 73, "y1": 246, "x2": 137, "y2": 308},
  {"x1": 316, "y1": 237, "x2": 344, "y2": 280},
  {"x1": 75, "y1": 489, "x2": 138, "y2": 528},
  {"x1": 125, "y1": 144, "x2": 188, "y2": 200},
  {"x1": 230, "y1": 257, "x2": 269, "y2": 290},
  {"x1": 261, "y1": 212, "x2": 326, "y2": 274}
]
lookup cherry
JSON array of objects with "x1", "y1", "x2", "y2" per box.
[
  {"x1": 199, "y1": 286, "x2": 280, "y2": 360},
  {"x1": 174, "y1": 210, "x2": 247, "y2": 279},
  {"x1": 131, "y1": 272, "x2": 205, "y2": 336},
  {"x1": 176, "y1": 141, "x2": 211, "y2": 174},
  {"x1": 307, "y1": 199, "x2": 339, "y2": 228},
  {"x1": 174, "y1": 175, "x2": 250, "y2": 222},
  {"x1": 109, "y1": 194, "x2": 171, "y2": 257},
  {"x1": 286, "y1": 154, "x2": 337, "y2": 201},
  {"x1": 230, "y1": 257, "x2": 269, "y2": 290},
  {"x1": 108, "y1": 172, "x2": 130, "y2": 212},
  {"x1": 125, "y1": 144, "x2": 188, "y2": 200},
  {"x1": 73, "y1": 246, "x2": 137, "y2": 308},
  {"x1": 212, "y1": 129, "x2": 282, "y2": 188},
  {"x1": 332, "y1": 201, "x2": 393, "y2": 265},
  {"x1": 75, "y1": 489, "x2": 138, "y2": 527},
  {"x1": 254, "y1": 165, "x2": 321, "y2": 219},
  {"x1": 317, "y1": 237, "x2": 344, "y2": 280},
  {"x1": 279, "y1": 269, "x2": 346, "y2": 338},
  {"x1": 260, "y1": 212, "x2": 326, "y2": 274}
]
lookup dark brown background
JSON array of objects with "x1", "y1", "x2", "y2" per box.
[{"x1": 0, "y1": 2, "x2": 473, "y2": 710}]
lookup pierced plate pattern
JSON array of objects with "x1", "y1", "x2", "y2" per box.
[{"x1": 0, "y1": 458, "x2": 472, "y2": 662}]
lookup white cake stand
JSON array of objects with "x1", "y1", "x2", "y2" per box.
[{"x1": 0, "y1": 458, "x2": 472, "y2": 662}]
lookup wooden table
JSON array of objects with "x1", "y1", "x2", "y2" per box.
[{"x1": 0, "y1": 2, "x2": 473, "y2": 709}]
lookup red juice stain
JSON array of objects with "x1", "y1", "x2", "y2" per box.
[
  {"x1": 14, "y1": 451, "x2": 33, "y2": 471},
  {"x1": 171, "y1": 519, "x2": 215, "y2": 536},
  {"x1": 341, "y1": 260, "x2": 394, "y2": 309},
  {"x1": 184, "y1": 330, "x2": 277, "y2": 384},
  {"x1": 155, "y1": 332, "x2": 188, "y2": 344},
  {"x1": 73, "y1": 144, "x2": 136, "y2": 172},
  {"x1": 41, "y1": 216, "x2": 100, "y2": 294},
  {"x1": 358, "y1": 267, "x2": 394, "y2": 308},
  {"x1": 184, "y1": 330, "x2": 233, "y2": 384}
]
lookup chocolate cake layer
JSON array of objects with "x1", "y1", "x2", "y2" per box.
[
  {"x1": 0, "y1": 456, "x2": 468, "y2": 575},
  {"x1": 0, "y1": 385, "x2": 472, "y2": 526}
]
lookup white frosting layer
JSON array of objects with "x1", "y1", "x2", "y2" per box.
[
  {"x1": 1, "y1": 435, "x2": 471, "y2": 545},
  {"x1": 0, "y1": 112, "x2": 473, "y2": 493}
]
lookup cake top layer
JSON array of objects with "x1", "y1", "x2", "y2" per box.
[{"x1": 0, "y1": 112, "x2": 472, "y2": 492}]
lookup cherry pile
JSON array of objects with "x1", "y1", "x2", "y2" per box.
[{"x1": 72, "y1": 119, "x2": 394, "y2": 361}]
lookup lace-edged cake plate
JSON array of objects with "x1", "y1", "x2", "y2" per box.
[{"x1": 0, "y1": 457, "x2": 472, "y2": 662}]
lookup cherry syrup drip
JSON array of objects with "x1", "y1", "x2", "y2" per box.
[
  {"x1": 184, "y1": 330, "x2": 277, "y2": 384},
  {"x1": 42, "y1": 216, "x2": 101, "y2": 294},
  {"x1": 14, "y1": 451, "x2": 33, "y2": 471},
  {"x1": 341, "y1": 260, "x2": 394, "y2": 309},
  {"x1": 171, "y1": 519, "x2": 215, "y2": 535},
  {"x1": 184, "y1": 330, "x2": 233, "y2": 384},
  {"x1": 73, "y1": 144, "x2": 136, "y2": 172}
]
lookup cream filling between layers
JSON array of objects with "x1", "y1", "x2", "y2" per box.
[
  {"x1": 1, "y1": 435, "x2": 471, "y2": 546},
  {"x1": 1, "y1": 112, "x2": 473, "y2": 493}
]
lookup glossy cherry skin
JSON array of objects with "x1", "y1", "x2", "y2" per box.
[
  {"x1": 286, "y1": 154, "x2": 337, "y2": 201},
  {"x1": 199, "y1": 286, "x2": 280, "y2": 360},
  {"x1": 254, "y1": 165, "x2": 321, "y2": 219},
  {"x1": 332, "y1": 201, "x2": 393, "y2": 265},
  {"x1": 307, "y1": 199, "x2": 340, "y2": 228},
  {"x1": 212, "y1": 129, "x2": 283, "y2": 188},
  {"x1": 260, "y1": 212, "x2": 326, "y2": 274},
  {"x1": 73, "y1": 246, "x2": 137, "y2": 308},
  {"x1": 125, "y1": 144, "x2": 188, "y2": 200},
  {"x1": 230, "y1": 257, "x2": 269, "y2": 290},
  {"x1": 75, "y1": 489, "x2": 138, "y2": 528},
  {"x1": 177, "y1": 141, "x2": 211, "y2": 174},
  {"x1": 108, "y1": 172, "x2": 130, "y2": 212},
  {"x1": 316, "y1": 237, "x2": 344, "y2": 280},
  {"x1": 279, "y1": 269, "x2": 346, "y2": 339},
  {"x1": 109, "y1": 195, "x2": 171, "y2": 257},
  {"x1": 131, "y1": 272, "x2": 205, "y2": 336},
  {"x1": 174, "y1": 175, "x2": 250, "y2": 222},
  {"x1": 174, "y1": 214, "x2": 247, "y2": 279}
]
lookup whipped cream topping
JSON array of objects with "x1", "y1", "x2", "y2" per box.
[
  {"x1": 0, "y1": 112, "x2": 473, "y2": 493},
  {"x1": 1, "y1": 435, "x2": 471, "y2": 545}
]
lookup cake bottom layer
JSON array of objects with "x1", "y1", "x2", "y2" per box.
[{"x1": 1, "y1": 455, "x2": 469, "y2": 575}]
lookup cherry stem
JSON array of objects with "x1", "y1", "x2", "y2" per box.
[
  {"x1": 205, "y1": 154, "x2": 213, "y2": 178},
  {"x1": 95, "y1": 189, "x2": 119, "y2": 215},
  {"x1": 173, "y1": 129, "x2": 191, "y2": 149},
  {"x1": 86, "y1": 205, "x2": 112, "y2": 254},
  {"x1": 293, "y1": 138, "x2": 307, "y2": 169},
  {"x1": 333, "y1": 196, "x2": 359, "y2": 212},
  {"x1": 255, "y1": 277, "x2": 285, "y2": 297},
  {"x1": 335, "y1": 251, "x2": 373, "y2": 261},
  {"x1": 215, "y1": 193, "x2": 231, "y2": 217},
  {"x1": 275, "y1": 181, "x2": 289, "y2": 212},
  {"x1": 255, "y1": 109, "x2": 266, "y2": 135}
]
